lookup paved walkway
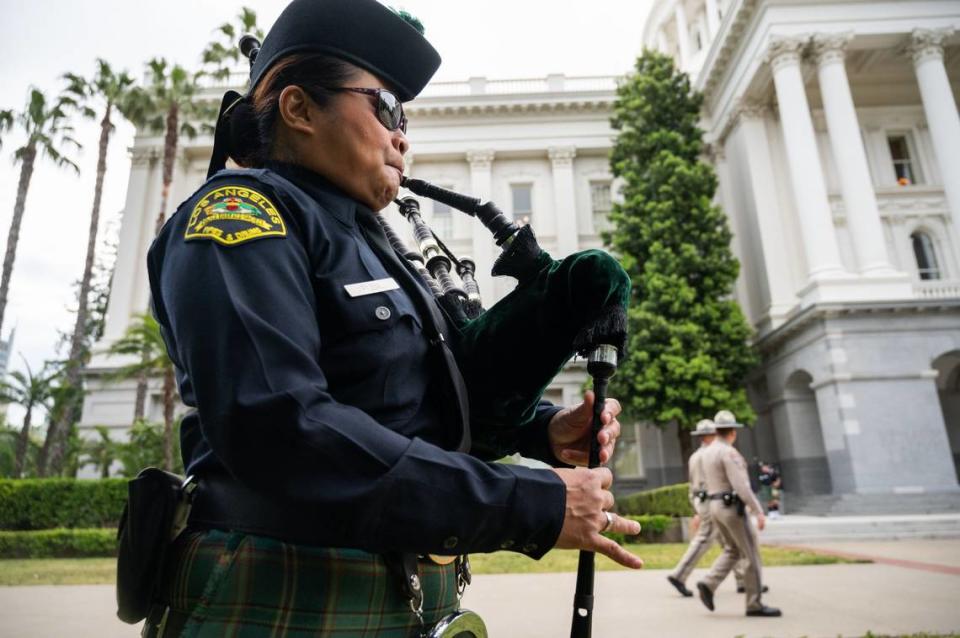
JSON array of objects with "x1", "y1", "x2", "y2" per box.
[{"x1": 1, "y1": 540, "x2": 958, "y2": 637}]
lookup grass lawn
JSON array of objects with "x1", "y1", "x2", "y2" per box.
[
  {"x1": 1, "y1": 558, "x2": 118, "y2": 586},
  {"x1": 468, "y1": 543, "x2": 863, "y2": 574},
  {"x1": 0, "y1": 543, "x2": 862, "y2": 586}
]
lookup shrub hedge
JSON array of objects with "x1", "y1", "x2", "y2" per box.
[
  {"x1": 618, "y1": 483, "x2": 694, "y2": 518},
  {"x1": 0, "y1": 479, "x2": 127, "y2": 530},
  {"x1": 0, "y1": 528, "x2": 117, "y2": 558},
  {"x1": 603, "y1": 514, "x2": 678, "y2": 545}
]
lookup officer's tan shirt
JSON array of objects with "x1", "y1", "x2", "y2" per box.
[
  {"x1": 700, "y1": 439, "x2": 763, "y2": 515},
  {"x1": 687, "y1": 443, "x2": 709, "y2": 502}
]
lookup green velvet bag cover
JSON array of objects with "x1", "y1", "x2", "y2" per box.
[{"x1": 450, "y1": 243, "x2": 630, "y2": 459}]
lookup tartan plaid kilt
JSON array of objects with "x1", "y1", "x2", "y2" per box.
[{"x1": 156, "y1": 528, "x2": 461, "y2": 637}]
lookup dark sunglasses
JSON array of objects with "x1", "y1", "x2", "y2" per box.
[{"x1": 324, "y1": 86, "x2": 407, "y2": 134}]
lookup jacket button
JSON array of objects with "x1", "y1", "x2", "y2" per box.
[
  {"x1": 522, "y1": 543, "x2": 538, "y2": 553},
  {"x1": 375, "y1": 306, "x2": 391, "y2": 320},
  {"x1": 443, "y1": 536, "x2": 458, "y2": 549}
]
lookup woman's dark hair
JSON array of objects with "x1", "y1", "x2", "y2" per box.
[{"x1": 227, "y1": 53, "x2": 359, "y2": 167}]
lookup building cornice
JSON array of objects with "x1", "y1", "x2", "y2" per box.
[
  {"x1": 696, "y1": 0, "x2": 761, "y2": 105},
  {"x1": 756, "y1": 298, "x2": 960, "y2": 355},
  {"x1": 406, "y1": 98, "x2": 615, "y2": 118}
]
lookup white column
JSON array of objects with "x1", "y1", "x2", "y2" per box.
[
  {"x1": 657, "y1": 28, "x2": 669, "y2": 55},
  {"x1": 467, "y1": 150, "x2": 496, "y2": 301},
  {"x1": 704, "y1": 0, "x2": 720, "y2": 38},
  {"x1": 674, "y1": 2, "x2": 691, "y2": 69},
  {"x1": 90, "y1": 147, "x2": 156, "y2": 365},
  {"x1": 767, "y1": 36, "x2": 846, "y2": 279},
  {"x1": 813, "y1": 33, "x2": 896, "y2": 275},
  {"x1": 548, "y1": 146, "x2": 579, "y2": 257},
  {"x1": 735, "y1": 103, "x2": 796, "y2": 318},
  {"x1": 907, "y1": 28, "x2": 960, "y2": 240},
  {"x1": 711, "y1": 144, "x2": 751, "y2": 312}
]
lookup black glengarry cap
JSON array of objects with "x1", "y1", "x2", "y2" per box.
[
  {"x1": 250, "y1": 0, "x2": 441, "y2": 101},
  {"x1": 207, "y1": 0, "x2": 441, "y2": 178}
]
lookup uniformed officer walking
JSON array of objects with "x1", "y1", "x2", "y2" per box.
[
  {"x1": 667, "y1": 419, "x2": 750, "y2": 597},
  {"x1": 695, "y1": 411, "x2": 782, "y2": 617}
]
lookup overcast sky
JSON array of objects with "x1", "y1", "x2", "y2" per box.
[{"x1": 0, "y1": 0, "x2": 653, "y2": 424}]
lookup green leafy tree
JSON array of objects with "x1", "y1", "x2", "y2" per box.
[
  {"x1": 125, "y1": 59, "x2": 213, "y2": 421},
  {"x1": 605, "y1": 51, "x2": 758, "y2": 463},
  {"x1": 201, "y1": 7, "x2": 264, "y2": 83},
  {"x1": 107, "y1": 314, "x2": 178, "y2": 471},
  {"x1": 0, "y1": 358, "x2": 56, "y2": 478},
  {"x1": 41, "y1": 61, "x2": 136, "y2": 476},
  {"x1": 0, "y1": 89, "x2": 81, "y2": 337}
]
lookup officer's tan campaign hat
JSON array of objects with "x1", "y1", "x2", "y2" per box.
[
  {"x1": 690, "y1": 419, "x2": 717, "y2": 436},
  {"x1": 713, "y1": 410, "x2": 745, "y2": 429}
]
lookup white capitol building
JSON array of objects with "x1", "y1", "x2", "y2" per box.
[{"x1": 81, "y1": 0, "x2": 960, "y2": 511}]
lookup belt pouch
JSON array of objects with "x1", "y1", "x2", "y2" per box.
[{"x1": 116, "y1": 468, "x2": 189, "y2": 624}]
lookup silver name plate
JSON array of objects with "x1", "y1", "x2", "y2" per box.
[{"x1": 344, "y1": 277, "x2": 400, "y2": 298}]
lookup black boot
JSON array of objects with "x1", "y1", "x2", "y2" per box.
[
  {"x1": 737, "y1": 584, "x2": 769, "y2": 593},
  {"x1": 696, "y1": 582, "x2": 714, "y2": 612},
  {"x1": 667, "y1": 575, "x2": 693, "y2": 597},
  {"x1": 746, "y1": 605, "x2": 782, "y2": 617}
]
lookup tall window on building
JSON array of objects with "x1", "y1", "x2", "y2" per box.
[
  {"x1": 511, "y1": 184, "x2": 533, "y2": 226},
  {"x1": 612, "y1": 423, "x2": 645, "y2": 480},
  {"x1": 590, "y1": 181, "x2": 613, "y2": 232},
  {"x1": 887, "y1": 134, "x2": 918, "y2": 186},
  {"x1": 911, "y1": 231, "x2": 941, "y2": 280},
  {"x1": 432, "y1": 187, "x2": 453, "y2": 238}
]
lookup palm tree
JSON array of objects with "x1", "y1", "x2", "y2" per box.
[
  {"x1": 127, "y1": 58, "x2": 214, "y2": 239},
  {"x1": 0, "y1": 89, "x2": 81, "y2": 337},
  {"x1": 83, "y1": 425, "x2": 118, "y2": 478},
  {"x1": 0, "y1": 110, "x2": 13, "y2": 147},
  {"x1": 125, "y1": 59, "x2": 213, "y2": 421},
  {"x1": 107, "y1": 313, "x2": 177, "y2": 471},
  {"x1": 202, "y1": 7, "x2": 263, "y2": 83},
  {"x1": 0, "y1": 358, "x2": 56, "y2": 478},
  {"x1": 41, "y1": 61, "x2": 136, "y2": 476}
]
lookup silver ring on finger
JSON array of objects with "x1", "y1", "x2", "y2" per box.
[{"x1": 601, "y1": 511, "x2": 614, "y2": 533}]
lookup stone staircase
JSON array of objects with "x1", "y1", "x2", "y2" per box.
[
  {"x1": 783, "y1": 491, "x2": 960, "y2": 516},
  {"x1": 759, "y1": 513, "x2": 960, "y2": 543}
]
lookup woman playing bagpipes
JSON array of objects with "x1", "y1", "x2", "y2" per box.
[{"x1": 142, "y1": 0, "x2": 642, "y2": 635}]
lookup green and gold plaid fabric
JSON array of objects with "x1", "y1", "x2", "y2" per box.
[{"x1": 157, "y1": 529, "x2": 460, "y2": 637}]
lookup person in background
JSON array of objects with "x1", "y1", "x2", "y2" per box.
[{"x1": 695, "y1": 411, "x2": 781, "y2": 617}]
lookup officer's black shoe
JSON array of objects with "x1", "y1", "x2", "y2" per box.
[
  {"x1": 737, "y1": 585, "x2": 770, "y2": 593},
  {"x1": 696, "y1": 582, "x2": 714, "y2": 612},
  {"x1": 667, "y1": 575, "x2": 693, "y2": 597},
  {"x1": 746, "y1": 605, "x2": 782, "y2": 617}
]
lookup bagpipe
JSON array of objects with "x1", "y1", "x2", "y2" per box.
[{"x1": 386, "y1": 177, "x2": 630, "y2": 638}]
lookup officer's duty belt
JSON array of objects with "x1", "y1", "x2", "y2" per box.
[{"x1": 707, "y1": 492, "x2": 737, "y2": 501}]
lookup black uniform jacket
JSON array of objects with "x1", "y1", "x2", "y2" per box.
[{"x1": 147, "y1": 161, "x2": 566, "y2": 559}]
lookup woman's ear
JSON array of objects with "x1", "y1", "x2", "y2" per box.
[{"x1": 277, "y1": 85, "x2": 316, "y2": 136}]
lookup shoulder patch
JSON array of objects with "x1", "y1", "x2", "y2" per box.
[{"x1": 185, "y1": 185, "x2": 286, "y2": 246}]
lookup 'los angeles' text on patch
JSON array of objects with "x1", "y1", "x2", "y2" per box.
[{"x1": 185, "y1": 185, "x2": 286, "y2": 246}]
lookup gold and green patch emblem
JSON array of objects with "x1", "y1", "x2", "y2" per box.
[{"x1": 185, "y1": 185, "x2": 286, "y2": 246}]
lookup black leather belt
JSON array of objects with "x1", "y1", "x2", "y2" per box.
[
  {"x1": 707, "y1": 492, "x2": 737, "y2": 501},
  {"x1": 187, "y1": 471, "x2": 361, "y2": 547}
]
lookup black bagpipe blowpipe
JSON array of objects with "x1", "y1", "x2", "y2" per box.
[{"x1": 570, "y1": 344, "x2": 618, "y2": 638}]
